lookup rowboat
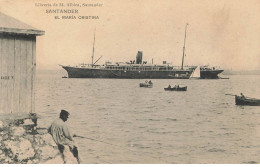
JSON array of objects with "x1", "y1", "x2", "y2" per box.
[
  {"x1": 164, "y1": 85, "x2": 187, "y2": 91},
  {"x1": 140, "y1": 80, "x2": 153, "y2": 88},
  {"x1": 235, "y1": 95, "x2": 260, "y2": 106}
]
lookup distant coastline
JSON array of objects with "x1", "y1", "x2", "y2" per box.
[{"x1": 222, "y1": 70, "x2": 260, "y2": 75}]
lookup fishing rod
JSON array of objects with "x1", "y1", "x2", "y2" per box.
[
  {"x1": 41, "y1": 130, "x2": 169, "y2": 162},
  {"x1": 38, "y1": 131, "x2": 136, "y2": 153},
  {"x1": 73, "y1": 135, "x2": 136, "y2": 152},
  {"x1": 74, "y1": 135, "x2": 170, "y2": 163}
]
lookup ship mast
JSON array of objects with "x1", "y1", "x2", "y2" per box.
[
  {"x1": 181, "y1": 23, "x2": 188, "y2": 70},
  {"x1": 91, "y1": 29, "x2": 96, "y2": 66}
]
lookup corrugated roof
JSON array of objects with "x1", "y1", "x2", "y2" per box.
[{"x1": 0, "y1": 12, "x2": 44, "y2": 36}]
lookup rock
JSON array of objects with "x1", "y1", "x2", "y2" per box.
[
  {"x1": 0, "y1": 154, "x2": 6, "y2": 162},
  {"x1": 34, "y1": 145, "x2": 40, "y2": 151},
  {"x1": 27, "y1": 160, "x2": 33, "y2": 164},
  {"x1": 8, "y1": 152, "x2": 13, "y2": 158},
  {"x1": 37, "y1": 129, "x2": 48, "y2": 135},
  {"x1": 4, "y1": 138, "x2": 35, "y2": 162},
  {"x1": 0, "y1": 119, "x2": 68, "y2": 164},
  {"x1": 34, "y1": 136, "x2": 43, "y2": 145},
  {"x1": 32, "y1": 159, "x2": 39, "y2": 164},
  {"x1": 35, "y1": 133, "x2": 57, "y2": 147},
  {"x1": 4, "y1": 157, "x2": 12, "y2": 163},
  {"x1": 23, "y1": 119, "x2": 34, "y2": 125},
  {"x1": 23, "y1": 125, "x2": 36, "y2": 133},
  {"x1": 42, "y1": 154, "x2": 64, "y2": 164},
  {"x1": 2, "y1": 134, "x2": 9, "y2": 140},
  {"x1": 14, "y1": 119, "x2": 24, "y2": 126},
  {"x1": 0, "y1": 121, "x2": 4, "y2": 129},
  {"x1": 24, "y1": 134, "x2": 35, "y2": 143},
  {"x1": 27, "y1": 159, "x2": 40, "y2": 164},
  {"x1": 37, "y1": 145, "x2": 59, "y2": 161},
  {"x1": 63, "y1": 145, "x2": 78, "y2": 164},
  {"x1": 41, "y1": 133, "x2": 57, "y2": 147},
  {"x1": 11, "y1": 126, "x2": 25, "y2": 136}
]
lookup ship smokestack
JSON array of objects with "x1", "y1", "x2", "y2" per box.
[{"x1": 136, "y1": 51, "x2": 143, "y2": 64}]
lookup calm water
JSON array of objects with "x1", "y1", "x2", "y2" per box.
[{"x1": 35, "y1": 71, "x2": 260, "y2": 164}]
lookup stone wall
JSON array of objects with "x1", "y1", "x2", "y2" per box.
[{"x1": 0, "y1": 115, "x2": 68, "y2": 164}]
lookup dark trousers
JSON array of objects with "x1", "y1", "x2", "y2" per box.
[{"x1": 58, "y1": 144, "x2": 80, "y2": 163}]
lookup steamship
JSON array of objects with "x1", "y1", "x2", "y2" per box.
[
  {"x1": 200, "y1": 66, "x2": 224, "y2": 79},
  {"x1": 61, "y1": 51, "x2": 194, "y2": 79},
  {"x1": 61, "y1": 25, "x2": 224, "y2": 79}
]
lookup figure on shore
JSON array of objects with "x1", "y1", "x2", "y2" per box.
[
  {"x1": 48, "y1": 110, "x2": 81, "y2": 164},
  {"x1": 240, "y1": 93, "x2": 245, "y2": 99}
]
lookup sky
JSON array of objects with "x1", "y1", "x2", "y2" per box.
[{"x1": 0, "y1": 0, "x2": 260, "y2": 71}]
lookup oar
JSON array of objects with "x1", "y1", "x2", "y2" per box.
[
  {"x1": 244, "y1": 96, "x2": 259, "y2": 100},
  {"x1": 225, "y1": 94, "x2": 237, "y2": 96},
  {"x1": 225, "y1": 94, "x2": 258, "y2": 99},
  {"x1": 73, "y1": 135, "x2": 86, "y2": 139}
]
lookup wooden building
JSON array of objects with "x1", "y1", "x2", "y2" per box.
[{"x1": 0, "y1": 12, "x2": 44, "y2": 115}]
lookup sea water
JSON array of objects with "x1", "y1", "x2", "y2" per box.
[{"x1": 35, "y1": 70, "x2": 260, "y2": 164}]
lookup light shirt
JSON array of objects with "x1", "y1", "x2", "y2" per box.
[{"x1": 48, "y1": 118, "x2": 73, "y2": 146}]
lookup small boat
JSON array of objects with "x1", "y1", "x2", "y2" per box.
[
  {"x1": 164, "y1": 85, "x2": 187, "y2": 91},
  {"x1": 235, "y1": 95, "x2": 260, "y2": 106},
  {"x1": 140, "y1": 80, "x2": 153, "y2": 88}
]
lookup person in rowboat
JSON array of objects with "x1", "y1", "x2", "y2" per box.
[
  {"x1": 48, "y1": 109, "x2": 81, "y2": 164},
  {"x1": 240, "y1": 93, "x2": 245, "y2": 99}
]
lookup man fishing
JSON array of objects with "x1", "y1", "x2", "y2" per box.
[{"x1": 48, "y1": 109, "x2": 81, "y2": 164}]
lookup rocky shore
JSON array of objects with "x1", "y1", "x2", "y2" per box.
[{"x1": 0, "y1": 113, "x2": 75, "y2": 164}]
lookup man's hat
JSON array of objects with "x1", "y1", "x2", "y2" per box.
[{"x1": 60, "y1": 109, "x2": 70, "y2": 117}]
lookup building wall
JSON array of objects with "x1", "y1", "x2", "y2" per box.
[{"x1": 0, "y1": 34, "x2": 36, "y2": 114}]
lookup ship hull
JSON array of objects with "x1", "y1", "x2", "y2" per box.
[
  {"x1": 200, "y1": 70, "x2": 224, "y2": 79},
  {"x1": 62, "y1": 66, "x2": 193, "y2": 79}
]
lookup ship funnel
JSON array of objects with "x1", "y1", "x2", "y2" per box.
[{"x1": 136, "y1": 51, "x2": 143, "y2": 64}]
